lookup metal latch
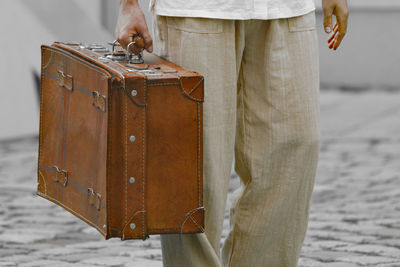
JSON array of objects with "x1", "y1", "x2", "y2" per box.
[
  {"x1": 87, "y1": 44, "x2": 109, "y2": 53},
  {"x1": 104, "y1": 34, "x2": 144, "y2": 64},
  {"x1": 128, "y1": 69, "x2": 163, "y2": 77},
  {"x1": 53, "y1": 165, "x2": 68, "y2": 187}
]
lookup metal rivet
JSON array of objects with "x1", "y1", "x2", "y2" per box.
[
  {"x1": 129, "y1": 177, "x2": 135, "y2": 184},
  {"x1": 131, "y1": 89, "x2": 137, "y2": 96},
  {"x1": 129, "y1": 135, "x2": 135, "y2": 142},
  {"x1": 130, "y1": 223, "x2": 136, "y2": 230}
]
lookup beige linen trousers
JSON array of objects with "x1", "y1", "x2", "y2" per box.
[{"x1": 152, "y1": 10, "x2": 320, "y2": 267}]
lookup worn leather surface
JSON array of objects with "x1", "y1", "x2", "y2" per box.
[{"x1": 37, "y1": 42, "x2": 204, "y2": 240}]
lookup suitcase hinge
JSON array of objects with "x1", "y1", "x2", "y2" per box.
[{"x1": 52, "y1": 165, "x2": 68, "y2": 187}]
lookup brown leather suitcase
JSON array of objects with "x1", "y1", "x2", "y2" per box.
[{"x1": 37, "y1": 41, "x2": 204, "y2": 240}]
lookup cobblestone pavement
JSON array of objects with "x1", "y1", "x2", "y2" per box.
[{"x1": 1, "y1": 90, "x2": 400, "y2": 267}]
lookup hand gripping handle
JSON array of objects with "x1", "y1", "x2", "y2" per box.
[{"x1": 126, "y1": 34, "x2": 145, "y2": 64}]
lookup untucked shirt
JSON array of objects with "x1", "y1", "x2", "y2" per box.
[{"x1": 150, "y1": 0, "x2": 315, "y2": 20}]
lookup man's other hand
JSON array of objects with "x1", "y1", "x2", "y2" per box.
[
  {"x1": 322, "y1": 0, "x2": 349, "y2": 50},
  {"x1": 115, "y1": 0, "x2": 153, "y2": 53}
]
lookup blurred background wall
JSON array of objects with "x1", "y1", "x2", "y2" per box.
[{"x1": 1, "y1": 0, "x2": 399, "y2": 140}]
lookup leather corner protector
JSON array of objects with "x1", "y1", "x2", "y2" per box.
[
  {"x1": 180, "y1": 207, "x2": 205, "y2": 234},
  {"x1": 122, "y1": 210, "x2": 148, "y2": 240},
  {"x1": 179, "y1": 76, "x2": 204, "y2": 103},
  {"x1": 41, "y1": 47, "x2": 54, "y2": 71},
  {"x1": 37, "y1": 170, "x2": 47, "y2": 195}
]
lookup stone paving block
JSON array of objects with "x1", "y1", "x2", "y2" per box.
[
  {"x1": 65, "y1": 241, "x2": 112, "y2": 250},
  {"x1": 0, "y1": 248, "x2": 27, "y2": 257},
  {"x1": 32, "y1": 247, "x2": 84, "y2": 257},
  {"x1": 0, "y1": 254, "x2": 41, "y2": 263},
  {"x1": 18, "y1": 260, "x2": 75, "y2": 267},
  {"x1": 323, "y1": 263, "x2": 361, "y2": 267},
  {"x1": 298, "y1": 257, "x2": 326, "y2": 267},
  {"x1": 0, "y1": 232, "x2": 47, "y2": 244},
  {"x1": 116, "y1": 248, "x2": 162, "y2": 261},
  {"x1": 373, "y1": 239, "x2": 400, "y2": 249},
  {"x1": 333, "y1": 244, "x2": 400, "y2": 259},
  {"x1": 314, "y1": 240, "x2": 350, "y2": 250},
  {"x1": 309, "y1": 212, "x2": 346, "y2": 222},
  {"x1": 303, "y1": 250, "x2": 362, "y2": 263},
  {"x1": 47, "y1": 252, "x2": 108, "y2": 263},
  {"x1": 124, "y1": 259, "x2": 162, "y2": 267},
  {"x1": 376, "y1": 264, "x2": 400, "y2": 267},
  {"x1": 81, "y1": 256, "x2": 133, "y2": 266},
  {"x1": 336, "y1": 256, "x2": 398, "y2": 266}
]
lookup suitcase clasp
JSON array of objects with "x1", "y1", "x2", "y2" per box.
[
  {"x1": 57, "y1": 70, "x2": 73, "y2": 91},
  {"x1": 52, "y1": 165, "x2": 68, "y2": 187},
  {"x1": 92, "y1": 91, "x2": 107, "y2": 112},
  {"x1": 87, "y1": 188, "x2": 102, "y2": 211}
]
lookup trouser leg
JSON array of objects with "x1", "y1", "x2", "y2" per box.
[
  {"x1": 152, "y1": 15, "x2": 243, "y2": 267},
  {"x1": 222, "y1": 12, "x2": 320, "y2": 267}
]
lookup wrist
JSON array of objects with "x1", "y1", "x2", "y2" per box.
[{"x1": 120, "y1": 0, "x2": 139, "y2": 8}]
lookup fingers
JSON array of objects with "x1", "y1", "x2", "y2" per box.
[
  {"x1": 117, "y1": 32, "x2": 137, "y2": 52},
  {"x1": 141, "y1": 31, "x2": 153, "y2": 53},
  {"x1": 324, "y1": 0, "x2": 349, "y2": 51},
  {"x1": 332, "y1": 6, "x2": 349, "y2": 50},
  {"x1": 328, "y1": 23, "x2": 338, "y2": 43},
  {"x1": 117, "y1": 30, "x2": 153, "y2": 54},
  {"x1": 323, "y1": 6, "x2": 333, "y2": 33}
]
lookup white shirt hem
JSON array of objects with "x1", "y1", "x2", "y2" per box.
[{"x1": 152, "y1": 5, "x2": 316, "y2": 20}]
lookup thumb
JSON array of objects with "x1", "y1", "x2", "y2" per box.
[
  {"x1": 323, "y1": 7, "x2": 333, "y2": 33},
  {"x1": 142, "y1": 30, "x2": 153, "y2": 53}
]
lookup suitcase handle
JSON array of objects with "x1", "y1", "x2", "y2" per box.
[
  {"x1": 126, "y1": 34, "x2": 145, "y2": 64},
  {"x1": 109, "y1": 34, "x2": 145, "y2": 64}
]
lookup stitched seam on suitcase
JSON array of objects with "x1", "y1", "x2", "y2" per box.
[
  {"x1": 43, "y1": 47, "x2": 110, "y2": 78},
  {"x1": 142, "y1": 78, "x2": 147, "y2": 239},
  {"x1": 147, "y1": 82, "x2": 179, "y2": 87},
  {"x1": 124, "y1": 85, "x2": 128, "y2": 225},
  {"x1": 62, "y1": 60, "x2": 71, "y2": 171},
  {"x1": 38, "y1": 50, "x2": 46, "y2": 181},
  {"x1": 38, "y1": 164, "x2": 106, "y2": 208},
  {"x1": 179, "y1": 78, "x2": 203, "y2": 102},
  {"x1": 37, "y1": 192, "x2": 106, "y2": 236},
  {"x1": 92, "y1": 111, "x2": 99, "y2": 189},
  {"x1": 38, "y1": 170, "x2": 47, "y2": 195},
  {"x1": 190, "y1": 216, "x2": 204, "y2": 232},
  {"x1": 107, "y1": 82, "x2": 113, "y2": 237},
  {"x1": 148, "y1": 227, "x2": 180, "y2": 231},
  {"x1": 56, "y1": 57, "x2": 66, "y2": 200},
  {"x1": 197, "y1": 103, "x2": 200, "y2": 207},
  {"x1": 93, "y1": 75, "x2": 105, "y2": 224},
  {"x1": 42, "y1": 72, "x2": 92, "y2": 96},
  {"x1": 188, "y1": 77, "x2": 204, "y2": 96}
]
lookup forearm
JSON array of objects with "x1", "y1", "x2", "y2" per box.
[{"x1": 120, "y1": 0, "x2": 139, "y2": 6}]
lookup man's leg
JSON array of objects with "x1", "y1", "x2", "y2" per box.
[
  {"x1": 222, "y1": 12, "x2": 320, "y2": 267},
  {"x1": 152, "y1": 16, "x2": 244, "y2": 267}
]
